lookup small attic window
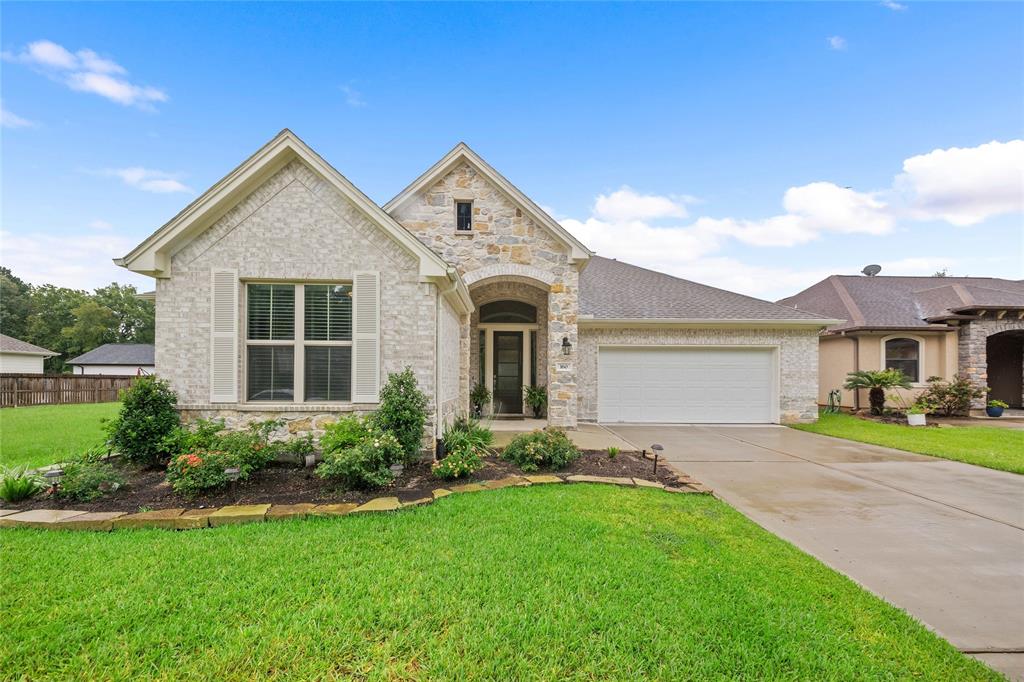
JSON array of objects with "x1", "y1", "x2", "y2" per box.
[{"x1": 456, "y1": 201, "x2": 473, "y2": 231}]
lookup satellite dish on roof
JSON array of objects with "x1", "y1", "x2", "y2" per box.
[{"x1": 861, "y1": 264, "x2": 882, "y2": 277}]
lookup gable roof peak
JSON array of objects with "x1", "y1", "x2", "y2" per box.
[
  {"x1": 114, "y1": 129, "x2": 454, "y2": 282},
  {"x1": 384, "y1": 142, "x2": 592, "y2": 262}
]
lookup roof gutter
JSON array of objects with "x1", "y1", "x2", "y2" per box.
[{"x1": 578, "y1": 317, "x2": 844, "y2": 329}]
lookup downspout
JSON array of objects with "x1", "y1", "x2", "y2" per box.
[
  {"x1": 434, "y1": 267, "x2": 464, "y2": 443},
  {"x1": 852, "y1": 335, "x2": 860, "y2": 411}
]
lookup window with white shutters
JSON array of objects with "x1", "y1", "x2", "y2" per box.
[{"x1": 245, "y1": 282, "x2": 356, "y2": 402}]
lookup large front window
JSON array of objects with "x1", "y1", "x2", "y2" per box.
[
  {"x1": 885, "y1": 337, "x2": 920, "y2": 383},
  {"x1": 246, "y1": 283, "x2": 352, "y2": 402}
]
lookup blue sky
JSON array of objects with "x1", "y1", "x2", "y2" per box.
[{"x1": 2, "y1": 1, "x2": 1022, "y2": 299}]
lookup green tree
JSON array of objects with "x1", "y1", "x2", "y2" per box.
[
  {"x1": 62, "y1": 300, "x2": 118, "y2": 357},
  {"x1": 0, "y1": 267, "x2": 32, "y2": 341},
  {"x1": 93, "y1": 282, "x2": 155, "y2": 343},
  {"x1": 843, "y1": 369, "x2": 912, "y2": 416},
  {"x1": 26, "y1": 285, "x2": 90, "y2": 372}
]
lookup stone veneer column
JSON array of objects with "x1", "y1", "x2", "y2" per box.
[
  {"x1": 547, "y1": 281, "x2": 578, "y2": 428},
  {"x1": 957, "y1": 323, "x2": 988, "y2": 410}
]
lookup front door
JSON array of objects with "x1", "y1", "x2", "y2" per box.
[{"x1": 493, "y1": 331, "x2": 523, "y2": 414}]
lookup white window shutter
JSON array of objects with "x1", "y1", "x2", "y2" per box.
[
  {"x1": 352, "y1": 271, "x2": 380, "y2": 403},
  {"x1": 210, "y1": 269, "x2": 239, "y2": 403}
]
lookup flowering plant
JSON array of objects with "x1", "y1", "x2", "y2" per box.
[
  {"x1": 501, "y1": 428, "x2": 580, "y2": 472},
  {"x1": 166, "y1": 449, "x2": 231, "y2": 497},
  {"x1": 316, "y1": 430, "x2": 403, "y2": 489}
]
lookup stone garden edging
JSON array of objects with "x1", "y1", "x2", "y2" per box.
[{"x1": 0, "y1": 474, "x2": 713, "y2": 532}]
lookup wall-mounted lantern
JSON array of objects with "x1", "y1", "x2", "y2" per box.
[{"x1": 561, "y1": 336, "x2": 572, "y2": 356}]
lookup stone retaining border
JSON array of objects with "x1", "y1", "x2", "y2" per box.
[{"x1": 0, "y1": 475, "x2": 712, "y2": 533}]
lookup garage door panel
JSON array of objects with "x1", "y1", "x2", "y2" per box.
[{"x1": 598, "y1": 347, "x2": 775, "y2": 423}]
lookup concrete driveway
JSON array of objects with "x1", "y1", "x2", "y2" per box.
[{"x1": 606, "y1": 424, "x2": 1024, "y2": 679}]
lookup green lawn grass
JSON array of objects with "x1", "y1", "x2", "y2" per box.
[
  {"x1": 0, "y1": 485, "x2": 997, "y2": 680},
  {"x1": 0, "y1": 403, "x2": 120, "y2": 469},
  {"x1": 793, "y1": 411, "x2": 1024, "y2": 475}
]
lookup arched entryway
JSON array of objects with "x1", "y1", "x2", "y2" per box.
[
  {"x1": 469, "y1": 279, "x2": 549, "y2": 417},
  {"x1": 987, "y1": 330, "x2": 1024, "y2": 408}
]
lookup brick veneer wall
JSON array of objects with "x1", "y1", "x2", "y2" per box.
[{"x1": 158, "y1": 159, "x2": 440, "y2": 438}]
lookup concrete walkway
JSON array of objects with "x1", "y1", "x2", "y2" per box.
[{"x1": 607, "y1": 424, "x2": 1024, "y2": 680}]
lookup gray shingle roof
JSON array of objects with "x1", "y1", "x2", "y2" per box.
[
  {"x1": 0, "y1": 334, "x2": 57, "y2": 356},
  {"x1": 68, "y1": 343, "x2": 155, "y2": 366},
  {"x1": 777, "y1": 275, "x2": 1024, "y2": 331},
  {"x1": 580, "y1": 256, "x2": 832, "y2": 321}
]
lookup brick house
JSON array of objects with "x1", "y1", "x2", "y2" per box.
[{"x1": 116, "y1": 130, "x2": 837, "y2": 442}]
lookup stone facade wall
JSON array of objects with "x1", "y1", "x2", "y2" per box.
[
  {"x1": 576, "y1": 326, "x2": 820, "y2": 423},
  {"x1": 468, "y1": 279, "x2": 549, "y2": 390},
  {"x1": 158, "y1": 158, "x2": 440, "y2": 438},
  {"x1": 390, "y1": 161, "x2": 580, "y2": 427},
  {"x1": 958, "y1": 318, "x2": 1024, "y2": 409}
]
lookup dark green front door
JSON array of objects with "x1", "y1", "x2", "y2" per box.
[{"x1": 493, "y1": 331, "x2": 523, "y2": 414}]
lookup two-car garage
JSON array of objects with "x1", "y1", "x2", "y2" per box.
[{"x1": 597, "y1": 346, "x2": 778, "y2": 423}]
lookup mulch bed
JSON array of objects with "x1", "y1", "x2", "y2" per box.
[
  {"x1": 854, "y1": 413, "x2": 940, "y2": 428},
  {"x1": 10, "y1": 449, "x2": 682, "y2": 513}
]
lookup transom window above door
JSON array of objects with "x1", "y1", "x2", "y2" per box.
[
  {"x1": 246, "y1": 283, "x2": 352, "y2": 402},
  {"x1": 480, "y1": 300, "x2": 537, "y2": 323},
  {"x1": 884, "y1": 337, "x2": 920, "y2": 383}
]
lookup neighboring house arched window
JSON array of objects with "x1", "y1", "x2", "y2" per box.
[{"x1": 884, "y1": 337, "x2": 920, "y2": 383}]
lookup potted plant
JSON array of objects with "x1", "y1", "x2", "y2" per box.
[
  {"x1": 843, "y1": 369, "x2": 911, "y2": 416},
  {"x1": 906, "y1": 399, "x2": 932, "y2": 426},
  {"x1": 470, "y1": 382, "x2": 491, "y2": 418},
  {"x1": 523, "y1": 384, "x2": 548, "y2": 419},
  {"x1": 987, "y1": 399, "x2": 1009, "y2": 418}
]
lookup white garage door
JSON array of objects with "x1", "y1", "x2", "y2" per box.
[{"x1": 598, "y1": 347, "x2": 776, "y2": 423}]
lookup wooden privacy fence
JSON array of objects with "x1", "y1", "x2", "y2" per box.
[{"x1": 0, "y1": 374, "x2": 138, "y2": 408}]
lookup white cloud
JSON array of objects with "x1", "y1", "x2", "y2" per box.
[
  {"x1": 103, "y1": 167, "x2": 192, "y2": 194},
  {"x1": 1, "y1": 102, "x2": 35, "y2": 128},
  {"x1": 88, "y1": 219, "x2": 113, "y2": 231},
  {"x1": 340, "y1": 84, "x2": 366, "y2": 108},
  {"x1": 3, "y1": 40, "x2": 166, "y2": 109},
  {"x1": 0, "y1": 230, "x2": 151, "y2": 290},
  {"x1": 593, "y1": 186, "x2": 692, "y2": 222},
  {"x1": 894, "y1": 140, "x2": 1024, "y2": 225},
  {"x1": 828, "y1": 36, "x2": 847, "y2": 51},
  {"x1": 880, "y1": 0, "x2": 907, "y2": 10},
  {"x1": 555, "y1": 140, "x2": 1020, "y2": 298}
]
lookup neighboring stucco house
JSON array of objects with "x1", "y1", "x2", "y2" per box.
[
  {"x1": 68, "y1": 344, "x2": 155, "y2": 376},
  {"x1": 0, "y1": 334, "x2": 57, "y2": 374},
  {"x1": 115, "y1": 130, "x2": 837, "y2": 443},
  {"x1": 779, "y1": 275, "x2": 1024, "y2": 411}
]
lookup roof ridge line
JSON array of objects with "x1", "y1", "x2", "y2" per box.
[{"x1": 828, "y1": 275, "x2": 866, "y2": 327}]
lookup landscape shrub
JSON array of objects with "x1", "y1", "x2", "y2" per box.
[
  {"x1": 165, "y1": 418, "x2": 225, "y2": 454},
  {"x1": 374, "y1": 368, "x2": 428, "y2": 462},
  {"x1": 919, "y1": 375, "x2": 988, "y2": 416},
  {"x1": 316, "y1": 429, "x2": 403, "y2": 489},
  {"x1": 106, "y1": 376, "x2": 180, "y2": 466},
  {"x1": 166, "y1": 450, "x2": 231, "y2": 497},
  {"x1": 0, "y1": 465, "x2": 45, "y2": 503},
  {"x1": 55, "y1": 460, "x2": 125, "y2": 502},
  {"x1": 433, "y1": 416, "x2": 492, "y2": 480},
  {"x1": 501, "y1": 428, "x2": 580, "y2": 472},
  {"x1": 266, "y1": 434, "x2": 315, "y2": 462},
  {"x1": 320, "y1": 415, "x2": 370, "y2": 454}
]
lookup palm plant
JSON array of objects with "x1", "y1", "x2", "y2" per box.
[{"x1": 843, "y1": 369, "x2": 911, "y2": 415}]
